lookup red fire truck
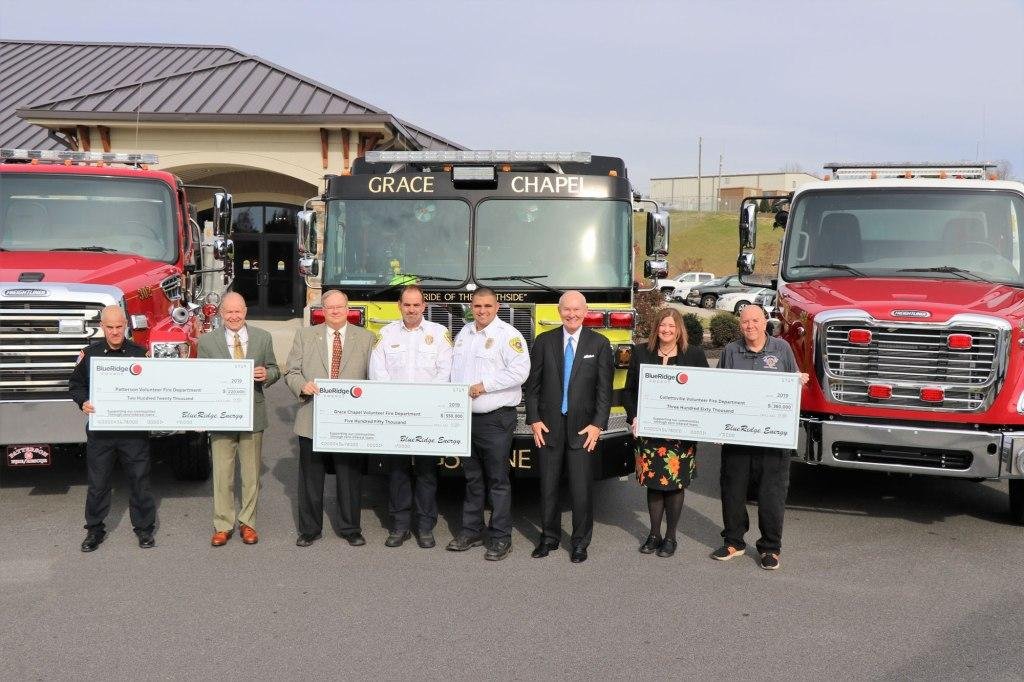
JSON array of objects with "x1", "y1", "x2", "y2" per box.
[
  {"x1": 737, "y1": 162, "x2": 1024, "y2": 522},
  {"x1": 0, "y1": 148, "x2": 234, "y2": 479}
]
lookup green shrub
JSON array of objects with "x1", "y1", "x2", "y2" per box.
[
  {"x1": 681, "y1": 313, "x2": 704, "y2": 347},
  {"x1": 632, "y1": 288, "x2": 664, "y2": 341},
  {"x1": 709, "y1": 312, "x2": 741, "y2": 347}
]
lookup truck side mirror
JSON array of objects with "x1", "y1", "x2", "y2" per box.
[
  {"x1": 297, "y1": 209, "x2": 318, "y2": 256},
  {"x1": 737, "y1": 252, "x2": 756, "y2": 276},
  {"x1": 739, "y1": 199, "x2": 758, "y2": 250},
  {"x1": 645, "y1": 210, "x2": 670, "y2": 257},
  {"x1": 298, "y1": 256, "x2": 320, "y2": 277},
  {"x1": 773, "y1": 209, "x2": 789, "y2": 230},
  {"x1": 212, "y1": 192, "x2": 233, "y2": 236},
  {"x1": 644, "y1": 258, "x2": 668, "y2": 279}
]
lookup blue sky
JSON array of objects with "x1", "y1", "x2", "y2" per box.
[{"x1": 2, "y1": 0, "x2": 1021, "y2": 190}]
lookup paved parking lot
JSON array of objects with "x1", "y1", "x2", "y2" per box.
[{"x1": 3, "y1": 328, "x2": 1024, "y2": 680}]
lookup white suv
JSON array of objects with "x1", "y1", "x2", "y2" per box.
[{"x1": 656, "y1": 271, "x2": 715, "y2": 301}]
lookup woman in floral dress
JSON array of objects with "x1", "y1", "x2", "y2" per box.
[{"x1": 622, "y1": 307, "x2": 708, "y2": 557}]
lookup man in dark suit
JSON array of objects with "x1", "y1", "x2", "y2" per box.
[
  {"x1": 197, "y1": 292, "x2": 280, "y2": 547},
  {"x1": 525, "y1": 290, "x2": 613, "y2": 563},
  {"x1": 284, "y1": 289, "x2": 375, "y2": 548}
]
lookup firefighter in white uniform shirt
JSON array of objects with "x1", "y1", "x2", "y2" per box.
[
  {"x1": 446, "y1": 287, "x2": 531, "y2": 561},
  {"x1": 369, "y1": 285, "x2": 454, "y2": 549}
]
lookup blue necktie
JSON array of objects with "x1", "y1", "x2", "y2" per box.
[{"x1": 562, "y1": 337, "x2": 575, "y2": 415}]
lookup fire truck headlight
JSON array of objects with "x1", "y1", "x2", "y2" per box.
[{"x1": 151, "y1": 341, "x2": 190, "y2": 358}]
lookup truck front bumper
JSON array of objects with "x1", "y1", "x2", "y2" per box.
[
  {"x1": 799, "y1": 416, "x2": 1024, "y2": 480},
  {"x1": 0, "y1": 400, "x2": 87, "y2": 445}
]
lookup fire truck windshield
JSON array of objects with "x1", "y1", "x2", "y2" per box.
[
  {"x1": 0, "y1": 174, "x2": 177, "y2": 262},
  {"x1": 323, "y1": 199, "x2": 470, "y2": 285},
  {"x1": 475, "y1": 199, "x2": 631, "y2": 289},
  {"x1": 782, "y1": 189, "x2": 1024, "y2": 286}
]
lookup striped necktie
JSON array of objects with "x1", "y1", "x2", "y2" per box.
[
  {"x1": 233, "y1": 333, "x2": 244, "y2": 360},
  {"x1": 330, "y1": 330, "x2": 342, "y2": 379}
]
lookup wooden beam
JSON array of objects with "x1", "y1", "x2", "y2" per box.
[
  {"x1": 319, "y1": 128, "x2": 329, "y2": 170},
  {"x1": 340, "y1": 128, "x2": 350, "y2": 174},
  {"x1": 98, "y1": 126, "x2": 111, "y2": 153},
  {"x1": 362, "y1": 133, "x2": 382, "y2": 156},
  {"x1": 76, "y1": 125, "x2": 91, "y2": 152},
  {"x1": 58, "y1": 127, "x2": 79, "y2": 150}
]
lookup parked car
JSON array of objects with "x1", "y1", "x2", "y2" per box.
[
  {"x1": 684, "y1": 274, "x2": 751, "y2": 309},
  {"x1": 716, "y1": 287, "x2": 768, "y2": 314},
  {"x1": 656, "y1": 271, "x2": 715, "y2": 301},
  {"x1": 754, "y1": 288, "x2": 778, "y2": 317}
]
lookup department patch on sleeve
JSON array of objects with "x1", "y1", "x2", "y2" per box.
[{"x1": 509, "y1": 337, "x2": 524, "y2": 354}]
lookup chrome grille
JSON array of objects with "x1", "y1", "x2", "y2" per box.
[
  {"x1": 820, "y1": 318, "x2": 1004, "y2": 412},
  {"x1": 0, "y1": 299, "x2": 105, "y2": 400},
  {"x1": 424, "y1": 303, "x2": 535, "y2": 347}
]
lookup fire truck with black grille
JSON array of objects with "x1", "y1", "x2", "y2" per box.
[
  {"x1": 0, "y1": 148, "x2": 235, "y2": 479},
  {"x1": 736, "y1": 162, "x2": 1024, "y2": 522},
  {"x1": 296, "y1": 150, "x2": 671, "y2": 478}
]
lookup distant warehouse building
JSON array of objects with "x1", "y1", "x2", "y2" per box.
[{"x1": 649, "y1": 171, "x2": 820, "y2": 212}]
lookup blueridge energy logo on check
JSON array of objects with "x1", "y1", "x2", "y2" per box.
[
  {"x1": 642, "y1": 369, "x2": 689, "y2": 384},
  {"x1": 319, "y1": 385, "x2": 363, "y2": 398},
  {"x1": 94, "y1": 362, "x2": 144, "y2": 376}
]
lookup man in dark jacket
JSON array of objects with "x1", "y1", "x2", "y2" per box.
[
  {"x1": 68, "y1": 305, "x2": 156, "y2": 552},
  {"x1": 525, "y1": 291, "x2": 613, "y2": 563}
]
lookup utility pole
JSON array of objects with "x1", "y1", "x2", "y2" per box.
[
  {"x1": 717, "y1": 154, "x2": 723, "y2": 213},
  {"x1": 697, "y1": 136, "x2": 703, "y2": 214}
]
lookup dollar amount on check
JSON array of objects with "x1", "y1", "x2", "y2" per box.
[
  {"x1": 636, "y1": 364, "x2": 800, "y2": 449},
  {"x1": 89, "y1": 357, "x2": 254, "y2": 431},
  {"x1": 313, "y1": 380, "x2": 471, "y2": 458}
]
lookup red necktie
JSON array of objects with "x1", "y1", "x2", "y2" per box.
[{"x1": 330, "y1": 330, "x2": 342, "y2": 379}]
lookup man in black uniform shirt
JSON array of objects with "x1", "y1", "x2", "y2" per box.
[{"x1": 68, "y1": 305, "x2": 157, "y2": 552}]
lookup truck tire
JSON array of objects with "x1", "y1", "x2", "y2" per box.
[
  {"x1": 169, "y1": 432, "x2": 211, "y2": 481},
  {"x1": 1010, "y1": 479, "x2": 1024, "y2": 525},
  {"x1": 701, "y1": 294, "x2": 717, "y2": 309}
]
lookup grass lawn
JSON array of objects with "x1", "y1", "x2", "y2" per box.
[{"x1": 633, "y1": 210, "x2": 783, "y2": 280}]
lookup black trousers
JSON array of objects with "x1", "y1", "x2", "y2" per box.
[
  {"x1": 461, "y1": 407, "x2": 516, "y2": 540},
  {"x1": 536, "y1": 415, "x2": 594, "y2": 548},
  {"x1": 719, "y1": 444, "x2": 790, "y2": 554},
  {"x1": 388, "y1": 455, "x2": 438, "y2": 534},
  {"x1": 297, "y1": 436, "x2": 363, "y2": 537},
  {"x1": 84, "y1": 432, "x2": 156, "y2": 535}
]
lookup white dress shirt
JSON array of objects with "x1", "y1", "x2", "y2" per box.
[
  {"x1": 369, "y1": 319, "x2": 453, "y2": 382},
  {"x1": 563, "y1": 326, "x2": 581, "y2": 353},
  {"x1": 451, "y1": 317, "x2": 531, "y2": 413},
  {"x1": 225, "y1": 325, "x2": 248, "y2": 357}
]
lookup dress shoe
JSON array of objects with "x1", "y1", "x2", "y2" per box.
[
  {"x1": 570, "y1": 545, "x2": 588, "y2": 563},
  {"x1": 445, "y1": 534, "x2": 484, "y2": 552},
  {"x1": 531, "y1": 541, "x2": 558, "y2": 559},
  {"x1": 295, "y1": 533, "x2": 321, "y2": 547},
  {"x1": 211, "y1": 530, "x2": 232, "y2": 547},
  {"x1": 484, "y1": 538, "x2": 512, "y2": 561},
  {"x1": 639, "y1": 534, "x2": 661, "y2": 554},
  {"x1": 138, "y1": 531, "x2": 156, "y2": 549},
  {"x1": 656, "y1": 538, "x2": 677, "y2": 558},
  {"x1": 239, "y1": 524, "x2": 258, "y2": 545},
  {"x1": 385, "y1": 530, "x2": 411, "y2": 548},
  {"x1": 416, "y1": 531, "x2": 436, "y2": 549},
  {"x1": 341, "y1": 532, "x2": 366, "y2": 547},
  {"x1": 80, "y1": 529, "x2": 106, "y2": 553}
]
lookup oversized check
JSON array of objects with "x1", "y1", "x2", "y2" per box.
[
  {"x1": 313, "y1": 380, "x2": 470, "y2": 457},
  {"x1": 636, "y1": 364, "x2": 800, "y2": 449},
  {"x1": 88, "y1": 357, "x2": 253, "y2": 431}
]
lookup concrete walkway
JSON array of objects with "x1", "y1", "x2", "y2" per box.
[{"x1": 247, "y1": 317, "x2": 303, "y2": 365}]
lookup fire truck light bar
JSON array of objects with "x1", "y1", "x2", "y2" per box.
[
  {"x1": 824, "y1": 161, "x2": 996, "y2": 180},
  {"x1": 1, "y1": 148, "x2": 159, "y2": 165},
  {"x1": 366, "y1": 150, "x2": 592, "y2": 164}
]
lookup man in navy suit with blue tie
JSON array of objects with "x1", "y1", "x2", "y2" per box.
[{"x1": 525, "y1": 291, "x2": 613, "y2": 563}]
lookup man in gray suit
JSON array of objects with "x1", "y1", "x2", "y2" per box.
[
  {"x1": 197, "y1": 292, "x2": 280, "y2": 546},
  {"x1": 285, "y1": 289, "x2": 375, "y2": 547}
]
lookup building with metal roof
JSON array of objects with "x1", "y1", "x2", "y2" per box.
[{"x1": 1, "y1": 39, "x2": 463, "y2": 316}]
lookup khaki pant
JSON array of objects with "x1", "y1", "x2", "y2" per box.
[{"x1": 211, "y1": 431, "x2": 263, "y2": 533}]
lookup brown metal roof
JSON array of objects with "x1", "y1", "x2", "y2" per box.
[{"x1": 1, "y1": 39, "x2": 462, "y2": 151}]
